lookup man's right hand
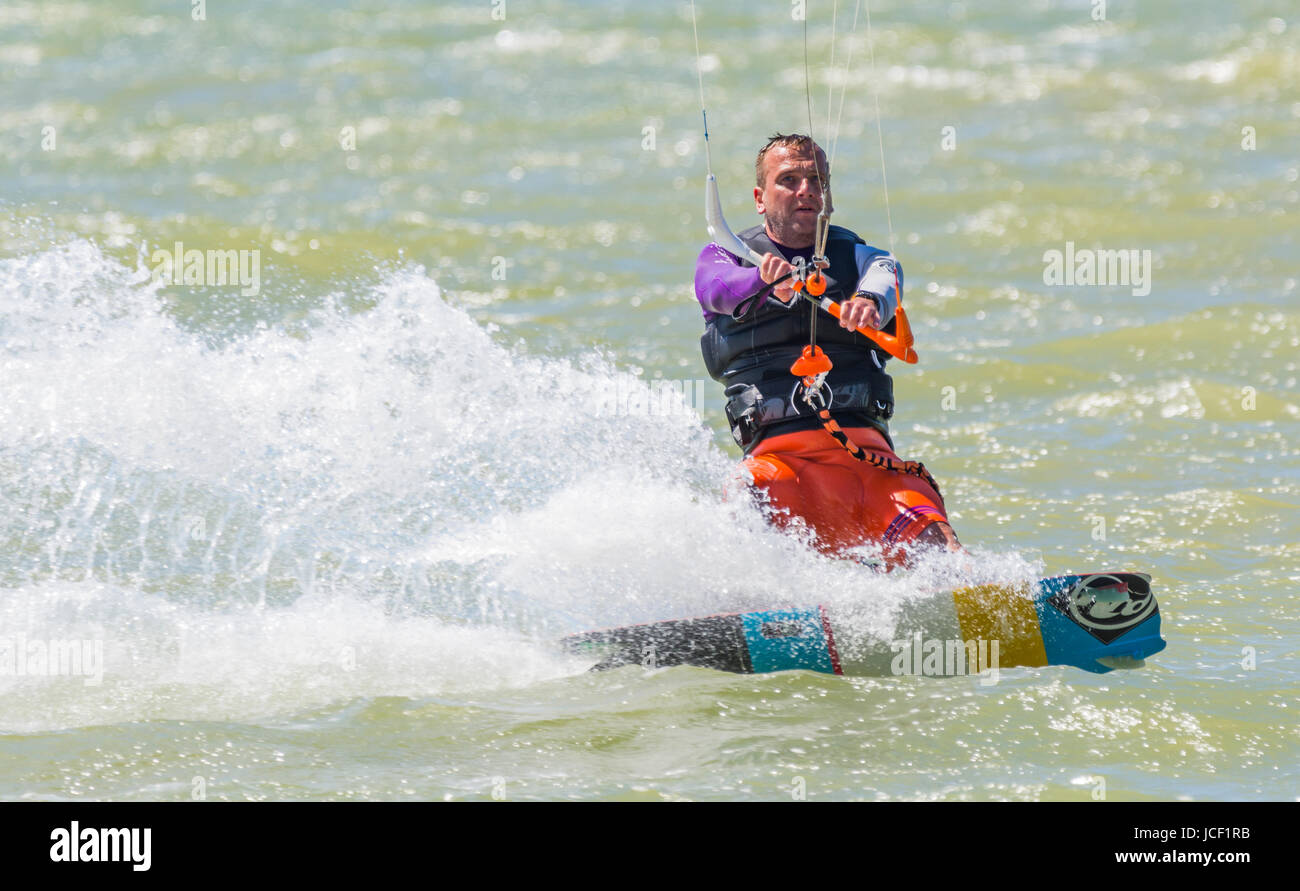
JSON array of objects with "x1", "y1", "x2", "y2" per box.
[{"x1": 759, "y1": 253, "x2": 796, "y2": 304}]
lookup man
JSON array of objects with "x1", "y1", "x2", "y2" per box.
[{"x1": 694, "y1": 133, "x2": 962, "y2": 569}]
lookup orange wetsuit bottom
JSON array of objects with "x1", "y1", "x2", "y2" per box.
[{"x1": 742, "y1": 426, "x2": 950, "y2": 568}]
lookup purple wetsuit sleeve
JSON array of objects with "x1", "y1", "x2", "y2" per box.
[{"x1": 694, "y1": 243, "x2": 765, "y2": 319}]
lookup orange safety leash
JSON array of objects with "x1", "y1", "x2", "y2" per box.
[{"x1": 789, "y1": 344, "x2": 941, "y2": 497}]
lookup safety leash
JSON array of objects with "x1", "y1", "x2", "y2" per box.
[{"x1": 789, "y1": 344, "x2": 942, "y2": 498}]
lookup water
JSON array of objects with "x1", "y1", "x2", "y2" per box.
[{"x1": 1, "y1": 0, "x2": 1296, "y2": 800}]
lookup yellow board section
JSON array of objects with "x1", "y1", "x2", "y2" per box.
[{"x1": 951, "y1": 582, "x2": 1049, "y2": 668}]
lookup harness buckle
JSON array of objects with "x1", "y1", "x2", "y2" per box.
[{"x1": 790, "y1": 377, "x2": 832, "y2": 413}]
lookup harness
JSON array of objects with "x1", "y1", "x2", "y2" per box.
[{"x1": 701, "y1": 225, "x2": 896, "y2": 452}]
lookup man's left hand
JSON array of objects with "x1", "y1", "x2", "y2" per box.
[{"x1": 839, "y1": 294, "x2": 881, "y2": 331}]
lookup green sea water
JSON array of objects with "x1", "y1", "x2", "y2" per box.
[{"x1": 0, "y1": 0, "x2": 1297, "y2": 800}]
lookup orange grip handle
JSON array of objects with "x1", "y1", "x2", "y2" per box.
[{"x1": 823, "y1": 299, "x2": 918, "y2": 364}]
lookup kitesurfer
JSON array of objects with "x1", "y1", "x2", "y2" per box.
[{"x1": 694, "y1": 133, "x2": 962, "y2": 569}]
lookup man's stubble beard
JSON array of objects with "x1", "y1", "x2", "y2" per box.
[{"x1": 765, "y1": 211, "x2": 814, "y2": 249}]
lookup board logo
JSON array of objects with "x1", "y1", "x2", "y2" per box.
[{"x1": 1048, "y1": 574, "x2": 1157, "y2": 643}]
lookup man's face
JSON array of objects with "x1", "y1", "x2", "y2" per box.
[{"x1": 754, "y1": 144, "x2": 832, "y2": 248}]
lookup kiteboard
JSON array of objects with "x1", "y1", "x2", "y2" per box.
[{"x1": 560, "y1": 571, "x2": 1166, "y2": 677}]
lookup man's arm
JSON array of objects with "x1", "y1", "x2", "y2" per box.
[
  {"x1": 852, "y1": 244, "x2": 902, "y2": 328},
  {"x1": 693, "y1": 243, "x2": 765, "y2": 318}
]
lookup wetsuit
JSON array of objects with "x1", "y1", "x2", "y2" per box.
[{"x1": 694, "y1": 227, "x2": 951, "y2": 567}]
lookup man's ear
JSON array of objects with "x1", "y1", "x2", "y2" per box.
[{"x1": 754, "y1": 186, "x2": 765, "y2": 214}]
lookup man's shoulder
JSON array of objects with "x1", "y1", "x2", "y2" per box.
[
  {"x1": 827, "y1": 224, "x2": 865, "y2": 245},
  {"x1": 841, "y1": 233, "x2": 897, "y2": 263},
  {"x1": 698, "y1": 241, "x2": 741, "y2": 262},
  {"x1": 827, "y1": 226, "x2": 895, "y2": 262}
]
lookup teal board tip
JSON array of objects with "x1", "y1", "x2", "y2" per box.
[{"x1": 1034, "y1": 572, "x2": 1166, "y2": 674}]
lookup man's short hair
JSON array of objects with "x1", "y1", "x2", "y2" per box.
[{"x1": 755, "y1": 133, "x2": 823, "y2": 188}]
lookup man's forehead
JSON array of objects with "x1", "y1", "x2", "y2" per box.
[{"x1": 764, "y1": 145, "x2": 828, "y2": 176}]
